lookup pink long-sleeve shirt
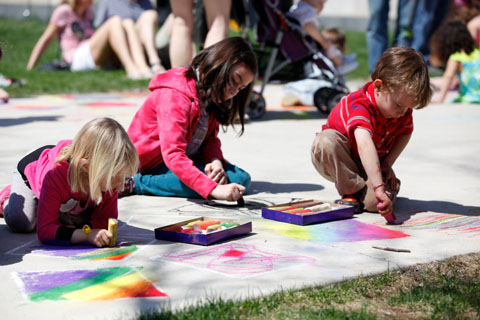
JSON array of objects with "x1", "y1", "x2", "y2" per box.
[
  {"x1": 24, "y1": 140, "x2": 117, "y2": 244},
  {"x1": 127, "y1": 68, "x2": 225, "y2": 199}
]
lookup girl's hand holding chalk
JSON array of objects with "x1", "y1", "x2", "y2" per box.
[{"x1": 210, "y1": 183, "x2": 245, "y2": 202}]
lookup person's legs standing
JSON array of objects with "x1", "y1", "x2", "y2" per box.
[
  {"x1": 411, "y1": 0, "x2": 449, "y2": 58},
  {"x1": 203, "y1": 0, "x2": 232, "y2": 48},
  {"x1": 366, "y1": 0, "x2": 389, "y2": 72},
  {"x1": 169, "y1": 0, "x2": 194, "y2": 68},
  {"x1": 393, "y1": 0, "x2": 418, "y2": 47},
  {"x1": 136, "y1": 9, "x2": 166, "y2": 73}
]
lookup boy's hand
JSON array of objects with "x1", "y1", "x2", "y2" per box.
[
  {"x1": 210, "y1": 183, "x2": 245, "y2": 202},
  {"x1": 88, "y1": 229, "x2": 113, "y2": 248},
  {"x1": 375, "y1": 186, "x2": 394, "y2": 217},
  {"x1": 205, "y1": 159, "x2": 227, "y2": 184}
]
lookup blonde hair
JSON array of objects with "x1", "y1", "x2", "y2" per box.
[
  {"x1": 56, "y1": 118, "x2": 139, "y2": 204},
  {"x1": 371, "y1": 47, "x2": 432, "y2": 110}
]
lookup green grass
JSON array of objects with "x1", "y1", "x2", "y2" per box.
[
  {"x1": 0, "y1": 17, "x2": 150, "y2": 97},
  {"x1": 138, "y1": 254, "x2": 480, "y2": 319},
  {"x1": 0, "y1": 17, "x2": 370, "y2": 98}
]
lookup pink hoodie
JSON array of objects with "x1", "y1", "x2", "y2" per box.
[{"x1": 128, "y1": 68, "x2": 225, "y2": 199}]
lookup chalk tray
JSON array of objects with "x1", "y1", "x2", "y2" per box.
[
  {"x1": 262, "y1": 199, "x2": 354, "y2": 225},
  {"x1": 154, "y1": 216, "x2": 252, "y2": 246}
]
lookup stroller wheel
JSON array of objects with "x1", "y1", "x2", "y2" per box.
[
  {"x1": 247, "y1": 91, "x2": 266, "y2": 119},
  {"x1": 326, "y1": 92, "x2": 346, "y2": 113},
  {"x1": 313, "y1": 87, "x2": 335, "y2": 114}
]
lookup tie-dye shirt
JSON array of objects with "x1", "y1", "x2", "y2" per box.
[{"x1": 450, "y1": 48, "x2": 480, "y2": 103}]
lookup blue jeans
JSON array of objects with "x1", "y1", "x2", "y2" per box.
[
  {"x1": 133, "y1": 161, "x2": 251, "y2": 198},
  {"x1": 411, "y1": 0, "x2": 449, "y2": 59},
  {"x1": 366, "y1": 0, "x2": 418, "y2": 72}
]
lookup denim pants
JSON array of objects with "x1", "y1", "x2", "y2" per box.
[
  {"x1": 411, "y1": 0, "x2": 449, "y2": 58},
  {"x1": 310, "y1": 129, "x2": 400, "y2": 212},
  {"x1": 366, "y1": 0, "x2": 418, "y2": 72},
  {"x1": 133, "y1": 161, "x2": 251, "y2": 198}
]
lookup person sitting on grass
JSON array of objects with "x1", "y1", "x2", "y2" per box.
[
  {"x1": 310, "y1": 47, "x2": 432, "y2": 222},
  {"x1": 26, "y1": 0, "x2": 153, "y2": 79}
]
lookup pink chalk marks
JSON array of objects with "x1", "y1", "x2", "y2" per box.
[
  {"x1": 83, "y1": 101, "x2": 136, "y2": 108},
  {"x1": 257, "y1": 219, "x2": 409, "y2": 243},
  {"x1": 401, "y1": 213, "x2": 480, "y2": 237},
  {"x1": 154, "y1": 242, "x2": 316, "y2": 278}
]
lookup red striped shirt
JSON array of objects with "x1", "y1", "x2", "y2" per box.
[{"x1": 323, "y1": 82, "x2": 413, "y2": 158}]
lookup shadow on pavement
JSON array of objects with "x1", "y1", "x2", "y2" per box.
[
  {"x1": 248, "y1": 181, "x2": 324, "y2": 194},
  {"x1": 396, "y1": 197, "x2": 480, "y2": 217},
  {"x1": 0, "y1": 116, "x2": 60, "y2": 127}
]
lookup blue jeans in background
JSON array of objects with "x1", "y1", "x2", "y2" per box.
[
  {"x1": 133, "y1": 161, "x2": 251, "y2": 198},
  {"x1": 366, "y1": 0, "x2": 418, "y2": 72},
  {"x1": 411, "y1": 0, "x2": 449, "y2": 60}
]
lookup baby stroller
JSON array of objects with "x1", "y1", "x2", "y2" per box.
[{"x1": 246, "y1": 0, "x2": 349, "y2": 119}]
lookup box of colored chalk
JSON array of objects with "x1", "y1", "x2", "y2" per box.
[
  {"x1": 154, "y1": 217, "x2": 252, "y2": 245},
  {"x1": 262, "y1": 199, "x2": 354, "y2": 225}
]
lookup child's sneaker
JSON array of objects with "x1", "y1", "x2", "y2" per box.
[
  {"x1": 0, "y1": 185, "x2": 11, "y2": 217},
  {"x1": 118, "y1": 177, "x2": 135, "y2": 198},
  {"x1": 335, "y1": 195, "x2": 364, "y2": 214}
]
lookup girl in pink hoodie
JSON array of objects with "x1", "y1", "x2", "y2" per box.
[
  {"x1": 126, "y1": 37, "x2": 257, "y2": 202},
  {"x1": 1, "y1": 118, "x2": 139, "y2": 247}
]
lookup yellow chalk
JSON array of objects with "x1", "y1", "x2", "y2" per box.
[{"x1": 108, "y1": 218, "x2": 118, "y2": 247}]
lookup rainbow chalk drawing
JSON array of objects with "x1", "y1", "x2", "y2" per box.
[
  {"x1": 14, "y1": 266, "x2": 167, "y2": 302},
  {"x1": 27, "y1": 244, "x2": 138, "y2": 261},
  {"x1": 401, "y1": 213, "x2": 480, "y2": 237},
  {"x1": 255, "y1": 219, "x2": 409, "y2": 243},
  {"x1": 154, "y1": 242, "x2": 317, "y2": 278}
]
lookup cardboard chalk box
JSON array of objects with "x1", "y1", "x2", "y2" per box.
[
  {"x1": 262, "y1": 199, "x2": 354, "y2": 225},
  {"x1": 154, "y1": 216, "x2": 252, "y2": 246}
]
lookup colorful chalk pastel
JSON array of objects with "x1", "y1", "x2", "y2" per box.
[
  {"x1": 107, "y1": 218, "x2": 118, "y2": 247},
  {"x1": 308, "y1": 203, "x2": 331, "y2": 211},
  {"x1": 193, "y1": 220, "x2": 222, "y2": 230},
  {"x1": 186, "y1": 220, "x2": 203, "y2": 228},
  {"x1": 284, "y1": 207, "x2": 305, "y2": 213},
  {"x1": 206, "y1": 224, "x2": 222, "y2": 230}
]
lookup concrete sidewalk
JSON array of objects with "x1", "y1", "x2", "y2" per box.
[{"x1": 1, "y1": 82, "x2": 479, "y2": 319}]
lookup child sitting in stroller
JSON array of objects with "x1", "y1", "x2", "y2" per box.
[{"x1": 288, "y1": 0, "x2": 358, "y2": 75}]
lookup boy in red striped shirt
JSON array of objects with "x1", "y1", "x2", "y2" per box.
[{"x1": 311, "y1": 47, "x2": 432, "y2": 222}]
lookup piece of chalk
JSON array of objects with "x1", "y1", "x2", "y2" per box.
[
  {"x1": 186, "y1": 220, "x2": 203, "y2": 228},
  {"x1": 107, "y1": 218, "x2": 118, "y2": 247},
  {"x1": 206, "y1": 224, "x2": 222, "y2": 230},
  {"x1": 237, "y1": 197, "x2": 245, "y2": 207},
  {"x1": 308, "y1": 203, "x2": 331, "y2": 211}
]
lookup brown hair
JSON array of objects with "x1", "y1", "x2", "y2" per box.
[
  {"x1": 185, "y1": 37, "x2": 257, "y2": 135},
  {"x1": 371, "y1": 47, "x2": 432, "y2": 109},
  {"x1": 322, "y1": 27, "x2": 346, "y2": 53},
  {"x1": 429, "y1": 21, "x2": 475, "y2": 66}
]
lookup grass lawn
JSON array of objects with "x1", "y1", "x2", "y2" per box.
[{"x1": 0, "y1": 17, "x2": 370, "y2": 98}]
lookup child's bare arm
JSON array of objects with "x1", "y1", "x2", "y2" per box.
[
  {"x1": 354, "y1": 128, "x2": 393, "y2": 216},
  {"x1": 434, "y1": 58, "x2": 460, "y2": 103},
  {"x1": 383, "y1": 134, "x2": 411, "y2": 167},
  {"x1": 26, "y1": 23, "x2": 59, "y2": 70}
]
